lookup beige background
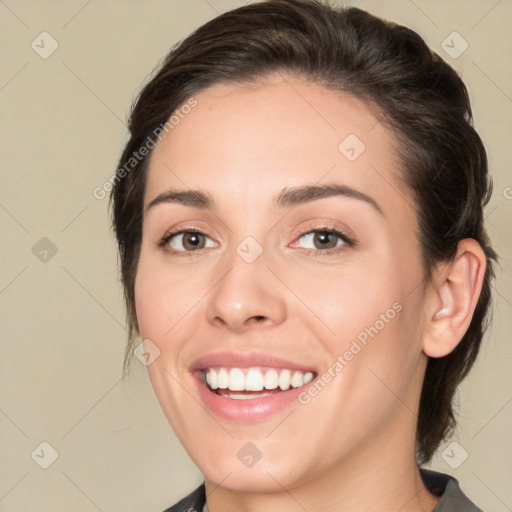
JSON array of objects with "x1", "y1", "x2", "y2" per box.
[{"x1": 0, "y1": 0, "x2": 511, "y2": 510}]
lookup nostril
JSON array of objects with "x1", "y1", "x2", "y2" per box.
[{"x1": 248, "y1": 315, "x2": 267, "y2": 324}]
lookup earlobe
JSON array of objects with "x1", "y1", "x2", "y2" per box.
[{"x1": 422, "y1": 239, "x2": 486, "y2": 359}]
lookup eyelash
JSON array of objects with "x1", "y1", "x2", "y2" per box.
[{"x1": 157, "y1": 225, "x2": 356, "y2": 257}]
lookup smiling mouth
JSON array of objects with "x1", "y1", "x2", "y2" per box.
[{"x1": 198, "y1": 366, "x2": 317, "y2": 400}]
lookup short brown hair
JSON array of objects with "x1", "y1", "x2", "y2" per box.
[{"x1": 110, "y1": 0, "x2": 497, "y2": 464}]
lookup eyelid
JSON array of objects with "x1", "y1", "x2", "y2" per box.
[
  {"x1": 159, "y1": 221, "x2": 220, "y2": 243},
  {"x1": 158, "y1": 226, "x2": 218, "y2": 251},
  {"x1": 289, "y1": 219, "x2": 357, "y2": 245},
  {"x1": 288, "y1": 225, "x2": 356, "y2": 255}
]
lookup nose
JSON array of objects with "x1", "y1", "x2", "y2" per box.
[{"x1": 205, "y1": 248, "x2": 287, "y2": 333}]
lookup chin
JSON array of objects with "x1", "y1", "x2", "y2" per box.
[{"x1": 198, "y1": 451, "x2": 310, "y2": 493}]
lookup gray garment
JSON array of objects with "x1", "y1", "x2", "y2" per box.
[
  {"x1": 162, "y1": 468, "x2": 483, "y2": 511},
  {"x1": 422, "y1": 469, "x2": 483, "y2": 512}
]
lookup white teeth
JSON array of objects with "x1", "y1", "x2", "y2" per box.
[
  {"x1": 245, "y1": 369, "x2": 264, "y2": 391},
  {"x1": 203, "y1": 367, "x2": 315, "y2": 393},
  {"x1": 224, "y1": 391, "x2": 276, "y2": 400},
  {"x1": 279, "y1": 369, "x2": 291, "y2": 390},
  {"x1": 207, "y1": 369, "x2": 217, "y2": 390},
  {"x1": 218, "y1": 368, "x2": 229, "y2": 389},
  {"x1": 264, "y1": 369, "x2": 279, "y2": 389},
  {"x1": 290, "y1": 371, "x2": 303, "y2": 388},
  {"x1": 229, "y1": 368, "x2": 245, "y2": 391}
]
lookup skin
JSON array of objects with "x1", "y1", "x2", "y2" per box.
[{"x1": 135, "y1": 73, "x2": 486, "y2": 512}]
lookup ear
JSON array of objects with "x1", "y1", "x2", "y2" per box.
[{"x1": 422, "y1": 239, "x2": 487, "y2": 358}]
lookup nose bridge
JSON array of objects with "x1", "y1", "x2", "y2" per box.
[{"x1": 205, "y1": 235, "x2": 287, "y2": 330}]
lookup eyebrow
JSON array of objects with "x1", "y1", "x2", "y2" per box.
[{"x1": 144, "y1": 182, "x2": 384, "y2": 216}]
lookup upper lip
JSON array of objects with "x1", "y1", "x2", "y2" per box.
[{"x1": 190, "y1": 351, "x2": 318, "y2": 373}]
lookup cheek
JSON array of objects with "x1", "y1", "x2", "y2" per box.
[
  {"x1": 134, "y1": 253, "x2": 212, "y2": 368},
  {"x1": 134, "y1": 254, "x2": 187, "y2": 347},
  {"x1": 134, "y1": 265, "x2": 169, "y2": 339},
  {"x1": 293, "y1": 259, "x2": 400, "y2": 340},
  {"x1": 299, "y1": 252, "x2": 421, "y2": 381}
]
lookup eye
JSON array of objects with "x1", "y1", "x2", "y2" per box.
[
  {"x1": 159, "y1": 229, "x2": 216, "y2": 253},
  {"x1": 158, "y1": 226, "x2": 355, "y2": 256},
  {"x1": 290, "y1": 227, "x2": 355, "y2": 255}
]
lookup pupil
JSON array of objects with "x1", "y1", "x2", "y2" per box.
[
  {"x1": 185, "y1": 232, "x2": 203, "y2": 250},
  {"x1": 315, "y1": 231, "x2": 335, "y2": 249}
]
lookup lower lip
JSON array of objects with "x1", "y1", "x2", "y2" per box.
[{"x1": 192, "y1": 372, "x2": 313, "y2": 422}]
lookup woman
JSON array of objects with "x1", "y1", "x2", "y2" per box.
[{"x1": 110, "y1": 1, "x2": 497, "y2": 510}]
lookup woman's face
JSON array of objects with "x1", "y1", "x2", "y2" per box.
[{"x1": 135, "y1": 74, "x2": 429, "y2": 492}]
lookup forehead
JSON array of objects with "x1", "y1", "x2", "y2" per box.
[{"x1": 145, "y1": 74, "x2": 411, "y2": 220}]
